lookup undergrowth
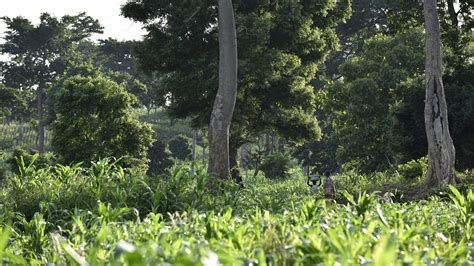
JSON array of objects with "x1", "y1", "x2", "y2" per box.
[{"x1": 0, "y1": 158, "x2": 472, "y2": 264}]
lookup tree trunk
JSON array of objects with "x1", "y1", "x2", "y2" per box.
[
  {"x1": 278, "y1": 137, "x2": 285, "y2": 152},
  {"x1": 202, "y1": 145, "x2": 206, "y2": 165},
  {"x1": 191, "y1": 130, "x2": 197, "y2": 174},
  {"x1": 240, "y1": 143, "x2": 250, "y2": 169},
  {"x1": 423, "y1": 0, "x2": 456, "y2": 187},
  {"x1": 19, "y1": 117, "x2": 24, "y2": 144},
  {"x1": 229, "y1": 142, "x2": 243, "y2": 185},
  {"x1": 265, "y1": 134, "x2": 271, "y2": 154},
  {"x1": 37, "y1": 85, "x2": 45, "y2": 154},
  {"x1": 446, "y1": 0, "x2": 459, "y2": 28},
  {"x1": 207, "y1": 0, "x2": 238, "y2": 180}
]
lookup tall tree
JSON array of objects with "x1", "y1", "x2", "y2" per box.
[
  {"x1": 208, "y1": 0, "x2": 238, "y2": 179},
  {"x1": 322, "y1": 30, "x2": 426, "y2": 172},
  {"x1": 0, "y1": 13, "x2": 102, "y2": 153},
  {"x1": 302, "y1": 0, "x2": 472, "y2": 173},
  {"x1": 122, "y1": 0, "x2": 350, "y2": 180},
  {"x1": 423, "y1": 0, "x2": 456, "y2": 186}
]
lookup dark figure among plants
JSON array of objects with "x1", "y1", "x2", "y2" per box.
[{"x1": 323, "y1": 171, "x2": 336, "y2": 202}]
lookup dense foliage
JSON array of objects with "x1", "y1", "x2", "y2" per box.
[
  {"x1": 168, "y1": 134, "x2": 192, "y2": 161},
  {"x1": 122, "y1": 0, "x2": 351, "y2": 153},
  {"x1": 50, "y1": 75, "x2": 154, "y2": 169},
  {"x1": 76, "y1": 39, "x2": 160, "y2": 111},
  {"x1": 146, "y1": 139, "x2": 173, "y2": 176},
  {"x1": 0, "y1": 150, "x2": 9, "y2": 180},
  {"x1": 310, "y1": 27, "x2": 473, "y2": 173},
  {"x1": 0, "y1": 13, "x2": 103, "y2": 152},
  {"x1": 5, "y1": 147, "x2": 56, "y2": 175},
  {"x1": 0, "y1": 84, "x2": 28, "y2": 119},
  {"x1": 0, "y1": 13, "x2": 102, "y2": 90},
  {"x1": 327, "y1": 29, "x2": 425, "y2": 172},
  {"x1": 259, "y1": 152, "x2": 295, "y2": 180},
  {"x1": 0, "y1": 161, "x2": 471, "y2": 264}
]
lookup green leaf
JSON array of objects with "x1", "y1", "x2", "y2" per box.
[
  {"x1": 372, "y1": 233, "x2": 397, "y2": 266},
  {"x1": 376, "y1": 205, "x2": 389, "y2": 226}
]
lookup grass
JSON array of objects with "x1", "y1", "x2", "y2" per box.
[{"x1": 0, "y1": 159, "x2": 472, "y2": 265}]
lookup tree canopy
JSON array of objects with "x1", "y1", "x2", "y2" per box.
[
  {"x1": 121, "y1": 0, "x2": 351, "y2": 151},
  {"x1": 0, "y1": 12, "x2": 103, "y2": 152},
  {"x1": 1, "y1": 13, "x2": 103, "y2": 89}
]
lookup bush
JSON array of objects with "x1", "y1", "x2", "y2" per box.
[
  {"x1": 168, "y1": 134, "x2": 192, "y2": 160},
  {"x1": 50, "y1": 75, "x2": 154, "y2": 170},
  {"x1": 397, "y1": 157, "x2": 427, "y2": 180},
  {"x1": 147, "y1": 140, "x2": 173, "y2": 176},
  {"x1": 259, "y1": 152, "x2": 294, "y2": 179}
]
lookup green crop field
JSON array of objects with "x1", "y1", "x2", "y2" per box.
[
  {"x1": 0, "y1": 159, "x2": 472, "y2": 265},
  {"x1": 0, "y1": 122, "x2": 52, "y2": 151}
]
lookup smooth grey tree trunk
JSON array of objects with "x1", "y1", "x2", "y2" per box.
[
  {"x1": 207, "y1": 0, "x2": 238, "y2": 180},
  {"x1": 37, "y1": 85, "x2": 45, "y2": 154},
  {"x1": 423, "y1": 0, "x2": 456, "y2": 187}
]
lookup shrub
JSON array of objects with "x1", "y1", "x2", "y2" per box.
[
  {"x1": 259, "y1": 152, "x2": 294, "y2": 179},
  {"x1": 147, "y1": 139, "x2": 173, "y2": 176},
  {"x1": 397, "y1": 157, "x2": 427, "y2": 180},
  {"x1": 168, "y1": 134, "x2": 192, "y2": 160},
  {"x1": 50, "y1": 75, "x2": 154, "y2": 170}
]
